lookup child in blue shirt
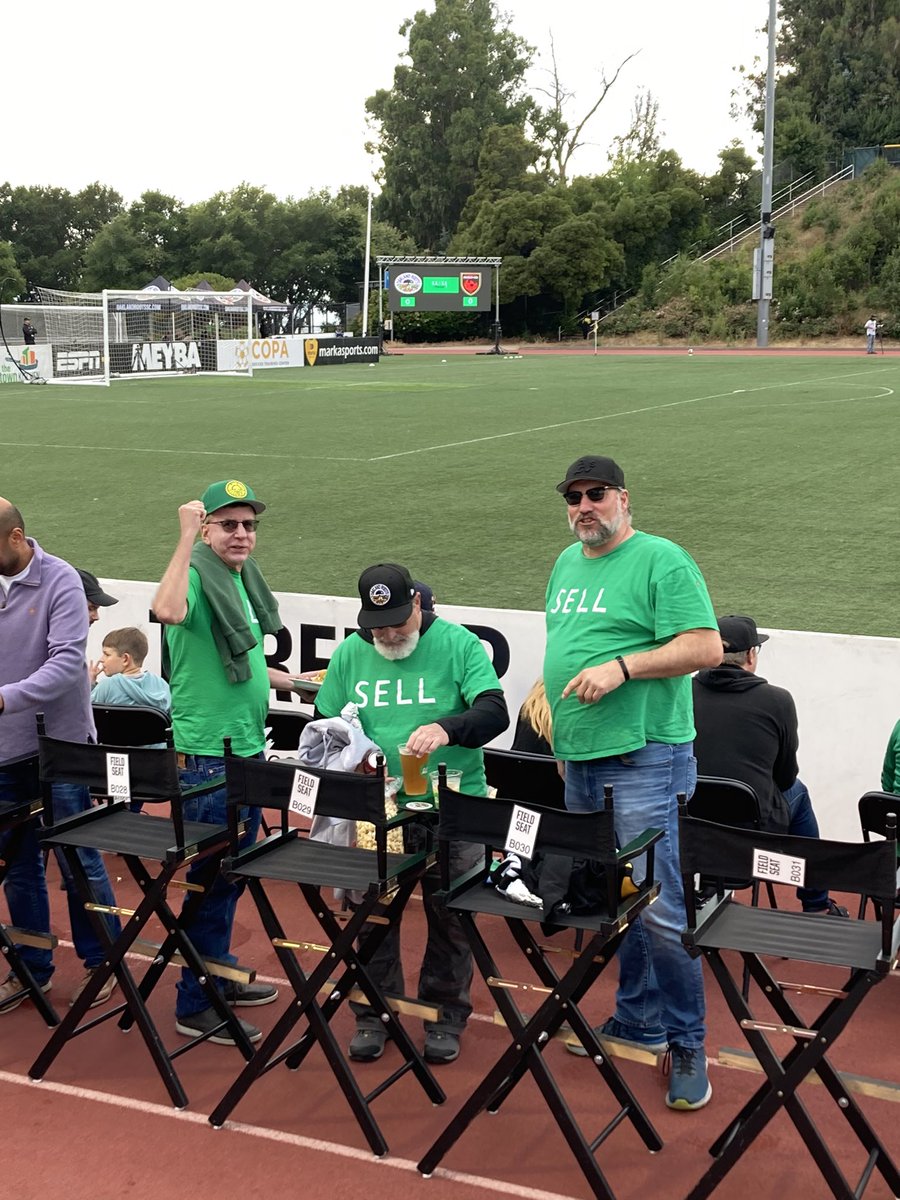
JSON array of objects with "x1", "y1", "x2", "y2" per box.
[{"x1": 91, "y1": 626, "x2": 171, "y2": 719}]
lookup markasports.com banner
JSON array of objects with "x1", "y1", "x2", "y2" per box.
[{"x1": 303, "y1": 336, "x2": 380, "y2": 366}]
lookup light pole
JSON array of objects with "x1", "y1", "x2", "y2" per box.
[{"x1": 755, "y1": 0, "x2": 778, "y2": 347}]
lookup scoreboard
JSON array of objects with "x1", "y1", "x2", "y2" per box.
[{"x1": 386, "y1": 262, "x2": 493, "y2": 312}]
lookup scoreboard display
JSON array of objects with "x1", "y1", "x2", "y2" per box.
[{"x1": 386, "y1": 263, "x2": 493, "y2": 312}]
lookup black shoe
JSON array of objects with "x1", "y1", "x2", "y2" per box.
[
  {"x1": 424, "y1": 1030, "x2": 460, "y2": 1063},
  {"x1": 175, "y1": 1006, "x2": 261, "y2": 1045},
  {"x1": 349, "y1": 1026, "x2": 387, "y2": 1061},
  {"x1": 222, "y1": 979, "x2": 279, "y2": 1007},
  {"x1": 805, "y1": 899, "x2": 850, "y2": 917}
]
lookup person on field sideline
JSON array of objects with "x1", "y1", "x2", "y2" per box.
[
  {"x1": 544, "y1": 454, "x2": 721, "y2": 1112},
  {"x1": 153, "y1": 479, "x2": 305, "y2": 1046},
  {"x1": 314, "y1": 561, "x2": 508, "y2": 1066}
]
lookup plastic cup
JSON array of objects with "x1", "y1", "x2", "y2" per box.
[
  {"x1": 430, "y1": 768, "x2": 463, "y2": 797},
  {"x1": 398, "y1": 743, "x2": 430, "y2": 796}
]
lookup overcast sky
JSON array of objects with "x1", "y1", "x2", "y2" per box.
[{"x1": 11, "y1": 1, "x2": 765, "y2": 205}]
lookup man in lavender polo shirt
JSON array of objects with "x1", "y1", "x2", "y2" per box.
[{"x1": 0, "y1": 499, "x2": 120, "y2": 1013}]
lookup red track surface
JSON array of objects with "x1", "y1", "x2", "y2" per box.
[
  {"x1": 3, "y1": 852, "x2": 898, "y2": 1200},
  {"x1": 390, "y1": 342, "x2": 896, "y2": 358}
]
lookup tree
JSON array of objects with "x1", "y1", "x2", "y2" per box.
[
  {"x1": 0, "y1": 182, "x2": 122, "y2": 289},
  {"x1": 82, "y1": 191, "x2": 188, "y2": 290},
  {"x1": 534, "y1": 36, "x2": 639, "y2": 185},
  {"x1": 609, "y1": 90, "x2": 662, "y2": 166},
  {"x1": 0, "y1": 242, "x2": 25, "y2": 300},
  {"x1": 367, "y1": 0, "x2": 535, "y2": 250},
  {"x1": 737, "y1": 1, "x2": 900, "y2": 170}
]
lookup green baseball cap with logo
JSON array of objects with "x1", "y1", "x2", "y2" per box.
[{"x1": 201, "y1": 479, "x2": 266, "y2": 515}]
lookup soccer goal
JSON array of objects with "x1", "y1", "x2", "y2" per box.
[{"x1": 33, "y1": 286, "x2": 254, "y2": 384}]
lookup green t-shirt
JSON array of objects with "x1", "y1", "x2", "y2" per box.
[
  {"x1": 544, "y1": 531, "x2": 716, "y2": 760},
  {"x1": 166, "y1": 566, "x2": 270, "y2": 757},
  {"x1": 316, "y1": 619, "x2": 502, "y2": 795}
]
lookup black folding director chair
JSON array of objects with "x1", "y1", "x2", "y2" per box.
[
  {"x1": 29, "y1": 717, "x2": 257, "y2": 1108},
  {"x1": 208, "y1": 752, "x2": 446, "y2": 1157},
  {"x1": 678, "y1": 798, "x2": 900, "y2": 1200},
  {"x1": 92, "y1": 704, "x2": 170, "y2": 748},
  {"x1": 0, "y1": 764, "x2": 59, "y2": 1025},
  {"x1": 417, "y1": 774, "x2": 664, "y2": 1200},
  {"x1": 856, "y1": 790, "x2": 900, "y2": 918}
]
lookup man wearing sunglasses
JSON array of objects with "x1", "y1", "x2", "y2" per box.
[
  {"x1": 544, "y1": 455, "x2": 721, "y2": 1111},
  {"x1": 154, "y1": 479, "x2": 299, "y2": 1045}
]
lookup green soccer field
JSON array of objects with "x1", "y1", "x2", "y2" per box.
[{"x1": 3, "y1": 351, "x2": 899, "y2": 637}]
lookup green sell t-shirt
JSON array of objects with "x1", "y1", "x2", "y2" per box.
[
  {"x1": 544, "y1": 531, "x2": 716, "y2": 760},
  {"x1": 316, "y1": 619, "x2": 502, "y2": 795},
  {"x1": 166, "y1": 566, "x2": 270, "y2": 757}
]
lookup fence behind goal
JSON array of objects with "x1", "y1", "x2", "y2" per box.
[{"x1": 30, "y1": 287, "x2": 253, "y2": 384}]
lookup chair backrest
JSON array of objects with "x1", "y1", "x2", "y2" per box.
[
  {"x1": 92, "y1": 704, "x2": 171, "y2": 748},
  {"x1": 483, "y1": 746, "x2": 565, "y2": 810},
  {"x1": 858, "y1": 791, "x2": 900, "y2": 843},
  {"x1": 225, "y1": 754, "x2": 388, "y2": 827},
  {"x1": 678, "y1": 800, "x2": 899, "y2": 960},
  {"x1": 265, "y1": 708, "x2": 313, "y2": 752},
  {"x1": 688, "y1": 775, "x2": 762, "y2": 828},
  {"x1": 38, "y1": 729, "x2": 186, "y2": 842}
]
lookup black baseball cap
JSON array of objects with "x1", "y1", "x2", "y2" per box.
[
  {"x1": 412, "y1": 580, "x2": 435, "y2": 612},
  {"x1": 718, "y1": 615, "x2": 769, "y2": 653},
  {"x1": 556, "y1": 455, "x2": 626, "y2": 492},
  {"x1": 76, "y1": 568, "x2": 118, "y2": 607},
  {"x1": 357, "y1": 562, "x2": 416, "y2": 629}
]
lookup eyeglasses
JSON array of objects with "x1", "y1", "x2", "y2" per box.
[
  {"x1": 562, "y1": 486, "x2": 619, "y2": 505},
  {"x1": 205, "y1": 518, "x2": 260, "y2": 533}
]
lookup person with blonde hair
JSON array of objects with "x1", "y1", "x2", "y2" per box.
[{"x1": 512, "y1": 678, "x2": 552, "y2": 756}]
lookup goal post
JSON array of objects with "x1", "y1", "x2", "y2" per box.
[{"x1": 31, "y1": 286, "x2": 254, "y2": 384}]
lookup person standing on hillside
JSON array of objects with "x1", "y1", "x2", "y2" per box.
[{"x1": 544, "y1": 454, "x2": 721, "y2": 1111}]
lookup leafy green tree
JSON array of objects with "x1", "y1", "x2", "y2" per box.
[
  {"x1": 171, "y1": 272, "x2": 236, "y2": 291},
  {"x1": 82, "y1": 191, "x2": 188, "y2": 290},
  {"x1": 0, "y1": 242, "x2": 25, "y2": 300},
  {"x1": 0, "y1": 182, "x2": 123, "y2": 289},
  {"x1": 367, "y1": 0, "x2": 535, "y2": 249},
  {"x1": 737, "y1": 1, "x2": 900, "y2": 170}
]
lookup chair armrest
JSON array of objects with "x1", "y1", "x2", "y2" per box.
[
  {"x1": 680, "y1": 888, "x2": 733, "y2": 954},
  {"x1": 181, "y1": 773, "x2": 226, "y2": 800},
  {"x1": 618, "y1": 827, "x2": 663, "y2": 861}
]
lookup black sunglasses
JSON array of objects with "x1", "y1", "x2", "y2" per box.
[
  {"x1": 205, "y1": 518, "x2": 260, "y2": 532},
  {"x1": 562, "y1": 486, "x2": 620, "y2": 505}
]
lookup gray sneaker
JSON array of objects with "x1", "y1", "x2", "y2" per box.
[
  {"x1": 566, "y1": 1016, "x2": 668, "y2": 1057},
  {"x1": 175, "y1": 1006, "x2": 261, "y2": 1045},
  {"x1": 221, "y1": 979, "x2": 279, "y2": 1007}
]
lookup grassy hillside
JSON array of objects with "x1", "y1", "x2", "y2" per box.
[{"x1": 602, "y1": 160, "x2": 900, "y2": 345}]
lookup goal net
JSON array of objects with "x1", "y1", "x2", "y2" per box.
[{"x1": 33, "y1": 286, "x2": 254, "y2": 384}]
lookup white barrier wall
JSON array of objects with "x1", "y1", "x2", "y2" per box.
[{"x1": 90, "y1": 579, "x2": 900, "y2": 842}]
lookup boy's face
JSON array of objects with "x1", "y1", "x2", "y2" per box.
[{"x1": 101, "y1": 645, "x2": 128, "y2": 676}]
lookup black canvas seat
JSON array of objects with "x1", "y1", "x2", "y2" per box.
[
  {"x1": 29, "y1": 719, "x2": 257, "y2": 1108},
  {"x1": 208, "y1": 752, "x2": 445, "y2": 1157},
  {"x1": 417, "y1": 774, "x2": 664, "y2": 1200},
  {"x1": 678, "y1": 799, "x2": 900, "y2": 1200},
  {"x1": 0, "y1": 783, "x2": 59, "y2": 1025}
]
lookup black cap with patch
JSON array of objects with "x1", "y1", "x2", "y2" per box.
[
  {"x1": 556, "y1": 455, "x2": 625, "y2": 492},
  {"x1": 357, "y1": 562, "x2": 416, "y2": 629}
]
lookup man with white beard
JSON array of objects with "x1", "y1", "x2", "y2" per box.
[{"x1": 314, "y1": 561, "x2": 508, "y2": 1065}]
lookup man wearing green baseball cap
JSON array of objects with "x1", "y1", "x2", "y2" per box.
[{"x1": 153, "y1": 480, "x2": 300, "y2": 1045}]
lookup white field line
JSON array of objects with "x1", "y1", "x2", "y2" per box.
[
  {"x1": 0, "y1": 1069, "x2": 584, "y2": 1200},
  {"x1": 368, "y1": 366, "x2": 897, "y2": 461},
  {"x1": 0, "y1": 441, "x2": 362, "y2": 463}
]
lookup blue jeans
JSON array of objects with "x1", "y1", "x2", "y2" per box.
[
  {"x1": 564, "y1": 741, "x2": 706, "y2": 1050},
  {"x1": 174, "y1": 754, "x2": 262, "y2": 1018},
  {"x1": 0, "y1": 758, "x2": 53, "y2": 985},
  {"x1": 781, "y1": 778, "x2": 829, "y2": 911},
  {"x1": 0, "y1": 758, "x2": 121, "y2": 979}
]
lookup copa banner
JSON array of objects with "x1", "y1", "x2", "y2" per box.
[
  {"x1": 302, "y1": 336, "x2": 380, "y2": 366},
  {"x1": 86, "y1": 578, "x2": 900, "y2": 843},
  {"x1": 218, "y1": 337, "x2": 309, "y2": 371}
]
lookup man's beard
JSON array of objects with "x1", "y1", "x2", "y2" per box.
[
  {"x1": 568, "y1": 509, "x2": 624, "y2": 548},
  {"x1": 372, "y1": 630, "x2": 420, "y2": 661}
]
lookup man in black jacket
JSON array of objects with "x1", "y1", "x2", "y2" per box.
[{"x1": 692, "y1": 614, "x2": 847, "y2": 916}]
